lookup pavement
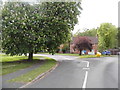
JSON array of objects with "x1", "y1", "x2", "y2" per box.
[
  {"x1": 2, "y1": 54, "x2": 119, "y2": 89},
  {"x1": 2, "y1": 61, "x2": 45, "y2": 88}
]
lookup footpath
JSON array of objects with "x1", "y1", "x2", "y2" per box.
[{"x1": 2, "y1": 61, "x2": 45, "y2": 88}]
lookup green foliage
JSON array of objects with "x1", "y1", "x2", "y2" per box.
[
  {"x1": 0, "y1": 33, "x2": 1, "y2": 51},
  {"x1": 2, "y1": 2, "x2": 82, "y2": 58},
  {"x1": 62, "y1": 43, "x2": 70, "y2": 53},
  {"x1": 118, "y1": 27, "x2": 120, "y2": 47},
  {"x1": 41, "y1": 2, "x2": 81, "y2": 30},
  {"x1": 2, "y1": 2, "x2": 41, "y2": 56},
  {"x1": 97, "y1": 23, "x2": 117, "y2": 51},
  {"x1": 75, "y1": 28, "x2": 97, "y2": 37}
]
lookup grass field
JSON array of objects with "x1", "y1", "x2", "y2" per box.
[
  {"x1": 1, "y1": 54, "x2": 28, "y2": 62},
  {"x1": 55, "y1": 53, "x2": 79, "y2": 56},
  {"x1": 38, "y1": 52, "x2": 112, "y2": 58},
  {"x1": 38, "y1": 52, "x2": 79, "y2": 56},
  {"x1": 1, "y1": 54, "x2": 56, "y2": 76},
  {"x1": 9, "y1": 58, "x2": 56, "y2": 83}
]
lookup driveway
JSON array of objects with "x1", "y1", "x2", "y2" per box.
[{"x1": 23, "y1": 54, "x2": 118, "y2": 88}]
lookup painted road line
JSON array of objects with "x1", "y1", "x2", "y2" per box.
[
  {"x1": 82, "y1": 61, "x2": 90, "y2": 67},
  {"x1": 82, "y1": 71, "x2": 89, "y2": 88},
  {"x1": 64, "y1": 57, "x2": 71, "y2": 60},
  {"x1": 87, "y1": 61, "x2": 89, "y2": 67},
  {"x1": 58, "y1": 56, "x2": 72, "y2": 60},
  {"x1": 82, "y1": 61, "x2": 90, "y2": 89},
  {"x1": 61, "y1": 57, "x2": 80, "y2": 60},
  {"x1": 83, "y1": 68, "x2": 90, "y2": 70}
]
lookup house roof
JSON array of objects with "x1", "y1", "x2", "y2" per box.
[{"x1": 71, "y1": 36, "x2": 98, "y2": 44}]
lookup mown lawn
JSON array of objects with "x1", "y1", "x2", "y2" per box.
[
  {"x1": 1, "y1": 54, "x2": 28, "y2": 62},
  {"x1": 55, "y1": 53, "x2": 79, "y2": 56},
  {"x1": 38, "y1": 52, "x2": 113, "y2": 57},
  {"x1": 1, "y1": 54, "x2": 56, "y2": 76},
  {"x1": 38, "y1": 52, "x2": 79, "y2": 56},
  {"x1": 9, "y1": 58, "x2": 56, "y2": 83}
]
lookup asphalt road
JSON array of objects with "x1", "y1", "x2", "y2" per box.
[{"x1": 24, "y1": 54, "x2": 118, "y2": 88}]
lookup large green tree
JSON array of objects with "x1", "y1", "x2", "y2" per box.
[
  {"x1": 97, "y1": 23, "x2": 117, "y2": 51},
  {"x1": 39, "y1": 2, "x2": 82, "y2": 54},
  {"x1": 2, "y1": 2, "x2": 43, "y2": 60},
  {"x1": 40, "y1": 2, "x2": 82, "y2": 30},
  {"x1": 2, "y1": 2, "x2": 82, "y2": 60}
]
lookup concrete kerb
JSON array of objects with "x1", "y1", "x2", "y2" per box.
[{"x1": 19, "y1": 61, "x2": 60, "y2": 88}]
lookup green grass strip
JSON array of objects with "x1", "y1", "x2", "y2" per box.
[
  {"x1": 1, "y1": 54, "x2": 46, "y2": 75},
  {"x1": 38, "y1": 52, "x2": 79, "y2": 56},
  {"x1": 1, "y1": 59, "x2": 40, "y2": 75},
  {"x1": 9, "y1": 59, "x2": 56, "y2": 83},
  {"x1": 1, "y1": 54, "x2": 28, "y2": 62},
  {"x1": 80, "y1": 55, "x2": 113, "y2": 58},
  {"x1": 55, "y1": 53, "x2": 79, "y2": 56}
]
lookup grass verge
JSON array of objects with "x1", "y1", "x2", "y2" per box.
[
  {"x1": 1, "y1": 54, "x2": 48, "y2": 75},
  {"x1": 80, "y1": 55, "x2": 112, "y2": 58},
  {"x1": 1, "y1": 54, "x2": 28, "y2": 62},
  {"x1": 38, "y1": 52, "x2": 79, "y2": 56},
  {"x1": 9, "y1": 58, "x2": 56, "y2": 83},
  {"x1": 55, "y1": 53, "x2": 79, "y2": 56}
]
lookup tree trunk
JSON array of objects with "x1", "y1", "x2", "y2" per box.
[
  {"x1": 28, "y1": 51, "x2": 33, "y2": 61},
  {"x1": 79, "y1": 50, "x2": 82, "y2": 55}
]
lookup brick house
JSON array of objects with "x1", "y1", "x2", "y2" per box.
[{"x1": 70, "y1": 36, "x2": 98, "y2": 54}]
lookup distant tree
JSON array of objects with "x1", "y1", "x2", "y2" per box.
[
  {"x1": 62, "y1": 43, "x2": 70, "y2": 53},
  {"x1": 97, "y1": 23, "x2": 117, "y2": 51},
  {"x1": 0, "y1": 32, "x2": 1, "y2": 51},
  {"x1": 75, "y1": 28, "x2": 97, "y2": 37},
  {"x1": 0, "y1": 15, "x2": 1, "y2": 51},
  {"x1": 73, "y1": 37, "x2": 92, "y2": 55},
  {"x1": 118, "y1": 27, "x2": 120, "y2": 47}
]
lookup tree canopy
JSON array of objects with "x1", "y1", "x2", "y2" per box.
[
  {"x1": 2, "y1": 2, "x2": 82, "y2": 60},
  {"x1": 97, "y1": 23, "x2": 117, "y2": 51}
]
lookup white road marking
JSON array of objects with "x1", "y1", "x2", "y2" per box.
[
  {"x1": 82, "y1": 71, "x2": 89, "y2": 88},
  {"x1": 82, "y1": 61, "x2": 89, "y2": 67},
  {"x1": 58, "y1": 56, "x2": 72, "y2": 60},
  {"x1": 59, "y1": 56, "x2": 80, "y2": 60},
  {"x1": 64, "y1": 57, "x2": 71, "y2": 60},
  {"x1": 82, "y1": 61, "x2": 90, "y2": 88},
  {"x1": 83, "y1": 68, "x2": 90, "y2": 70}
]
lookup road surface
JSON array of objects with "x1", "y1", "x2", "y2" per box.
[{"x1": 23, "y1": 54, "x2": 118, "y2": 88}]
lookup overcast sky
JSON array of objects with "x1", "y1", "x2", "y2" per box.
[
  {"x1": 73, "y1": 0, "x2": 119, "y2": 34},
  {"x1": 2, "y1": 0, "x2": 119, "y2": 34}
]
